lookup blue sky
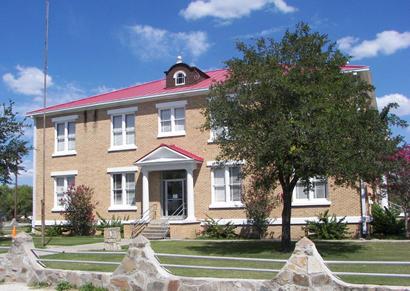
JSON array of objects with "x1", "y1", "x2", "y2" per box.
[{"x1": 1, "y1": 0, "x2": 409, "y2": 185}]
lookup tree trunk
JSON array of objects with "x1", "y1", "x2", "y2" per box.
[
  {"x1": 405, "y1": 208, "x2": 409, "y2": 239},
  {"x1": 281, "y1": 186, "x2": 293, "y2": 252}
]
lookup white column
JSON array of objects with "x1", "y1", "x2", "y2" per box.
[
  {"x1": 142, "y1": 170, "x2": 149, "y2": 220},
  {"x1": 381, "y1": 175, "x2": 389, "y2": 208},
  {"x1": 360, "y1": 179, "x2": 368, "y2": 236},
  {"x1": 186, "y1": 167, "x2": 195, "y2": 221}
]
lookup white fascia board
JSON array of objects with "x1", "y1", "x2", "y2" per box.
[
  {"x1": 155, "y1": 100, "x2": 187, "y2": 109},
  {"x1": 28, "y1": 88, "x2": 208, "y2": 117},
  {"x1": 50, "y1": 170, "x2": 78, "y2": 177},
  {"x1": 107, "y1": 106, "x2": 138, "y2": 115},
  {"x1": 51, "y1": 115, "x2": 79, "y2": 123},
  {"x1": 107, "y1": 166, "x2": 139, "y2": 173}
]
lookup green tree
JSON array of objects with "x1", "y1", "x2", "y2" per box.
[
  {"x1": 204, "y1": 23, "x2": 404, "y2": 251},
  {"x1": 0, "y1": 184, "x2": 33, "y2": 220},
  {"x1": 0, "y1": 101, "x2": 30, "y2": 184}
]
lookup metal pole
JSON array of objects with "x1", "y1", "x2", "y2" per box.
[
  {"x1": 14, "y1": 162, "x2": 18, "y2": 220},
  {"x1": 41, "y1": 0, "x2": 49, "y2": 247}
]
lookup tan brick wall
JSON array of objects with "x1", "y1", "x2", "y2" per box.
[{"x1": 34, "y1": 94, "x2": 365, "y2": 237}]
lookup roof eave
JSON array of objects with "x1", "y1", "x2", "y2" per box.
[{"x1": 27, "y1": 87, "x2": 209, "y2": 118}]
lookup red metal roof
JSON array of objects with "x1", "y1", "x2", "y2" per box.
[
  {"x1": 27, "y1": 65, "x2": 368, "y2": 116},
  {"x1": 135, "y1": 143, "x2": 204, "y2": 163}
]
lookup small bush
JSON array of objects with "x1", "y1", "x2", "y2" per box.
[
  {"x1": 305, "y1": 210, "x2": 349, "y2": 240},
  {"x1": 63, "y1": 185, "x2": 97, "y2": 236},
  {"x1": 56, "y1": 281, "x2": 73, "y2": 291},
  {"x1": 371, "y1": 203, "x2": 404, "y2": 237},
  {"x1": 45, "y1": 221, "x2": 69, "y2": 236},
  {"x1": 79, "y1": 283, "x2": 108, "y2": 291},
  {"x1": 201, "y1": 216, "x2": 237, "y2": 239},
  {"x1": 96, "y1": 212, "x2": 128, "y2": 237}
]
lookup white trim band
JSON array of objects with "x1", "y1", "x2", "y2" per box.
[
  {"x1": 51, "y1": 115, "x2": 79, "y2": 123},
  {"x1": 206, "y1": 160, "x2": 245, "y2": 167},
  {"x1": 107, "y1": 166, "x2": 139, "y2": 173},
  {"x1": 155, "y1": 100, "x2": 187, "y2": 109},
  {"x1": 50, "y1": 170, "x2": 78, "y2": 177},
  {"x1": 107, "y1": 106, "x2": 138, "y2": 115}
]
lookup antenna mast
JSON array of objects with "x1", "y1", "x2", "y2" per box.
[{"x1": 41, "y1": 0, "x2": 49, "y2": 247}]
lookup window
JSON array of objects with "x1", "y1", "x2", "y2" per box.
[
  {"x1": 156, "y1": 100, "x2": 187, "y2": 137},
  {"x1": 110, "y1": 172, "x2": 136, "y2": 210},
  {"x1": 210, "y1": 165, "x2": 243, "y2": 208},
  {"x1": 107, "y1": 107, "x2": 138, "y2": 151},
  {"x1": 293, "y1": 177, "x2": 330, "y2": 206},
  {"x1": 173, "y1": 71, "x2": 186, "y2": 86},
  {"x1": 52, "y1": 115, "x2": 78, "y2": 156},
  {"x1": 53, "y1": 175, "x2": 75, "y2": 210}
]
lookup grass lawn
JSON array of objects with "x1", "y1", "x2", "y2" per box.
[{"x1": 39, "y1": 240, "x2": 410, "y2": 286}]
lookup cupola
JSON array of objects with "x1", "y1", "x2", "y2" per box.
[{"x1": 164, "y1": 56, "x2": 210, "y2": 88}]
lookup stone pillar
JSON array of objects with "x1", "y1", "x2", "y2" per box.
[
  {"x1": 142, "y1": 170, "x2": 149, "y2": 220},
  {"x1": 186, "y1": 167, "x2": 195, "y2": 221}
]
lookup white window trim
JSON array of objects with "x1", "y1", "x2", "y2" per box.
[
  {"x1": 109, "y1": 171, "x2": 137, "y2": 211},
  {"x1": 156, "y1": 100, "x2": 187, "y2": 138},
  {"x1": 292, "y1": 177, "x2": 331, "y2": 207},
  {"x1": 173, "y1": 70, "x2": 186, "y2": 86},
  {"x1": 52, "y1": 174, "x2": 77, "y2": 212},
  {"x1": 108, "y1": 107, "x2": 138, "y2": 151},
  {"x1": 53, "y1": 117, "x2": 78, "y2": 157},
  {"x1": 209, "y1": 165, "x2": 243, "y2": 209}
]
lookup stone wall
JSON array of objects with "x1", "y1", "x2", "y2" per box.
[{"x1": 0, "y1": 233, "x2": 408, "y2": 290}]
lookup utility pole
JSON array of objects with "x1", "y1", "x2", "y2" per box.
[
  {"x1": 14, "y1": 160, "x2": 18, "y2": 220},
  {"x1": 41, "y1": 0, "x2": 50, "y2": 247}
]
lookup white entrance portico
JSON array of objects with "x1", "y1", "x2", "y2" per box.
[{"x1": 135, "y1": 144, "x2": 203, "y2": 222}]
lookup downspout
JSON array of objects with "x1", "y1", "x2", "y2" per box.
[
  {"x1": 360, "y1": 179, "x2": 368, "y2": 237},
  {"x1": 381, "y1": 175, "x2": 388, "y2": 208}
]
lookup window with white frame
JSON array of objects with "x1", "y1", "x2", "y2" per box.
[
  {"x1": 156, "y1": 101, "x2": 186, "y2": 137},
  {"x1": 293, "y1": 177, "x2": 330, "y2": 205},
  {"x1": 173, "y1": 71, "x2": 186, "y2": 86},
  {"x1": 52, "y1": 115, "x2": 78, "y2": 156},
  {"x1": 54, "y1": 175, "x2": 75, "y2": 210},
  {"x1": 211, "y1": 165, "x2": 242, "y2": 207},
  {"x1": 110, "y1": 172, "x2": 136, "y2": 209},
  {"x1": 107, "y1": 107, "x2": 138, "y2": 151}
]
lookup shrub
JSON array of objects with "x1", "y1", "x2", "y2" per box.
[
  {"x1": 96, "y1": 212, "x2": 128, "y2": 237},
  {"x1": 45, "y1": 221, "x2": 69, "y2": 236},
  {"x1": 201, "y1": 216, "x2": 237, "y2": 239},
  {"x1": 79, "y1": 283, "x2": 108, "y2": 291},
  {"x1": 242, "y1": 176, "x2": 279, "y2": 238},
  {"x1": 63, "y1": 185, "x2": 97, "y2": 236},
  {"x1": 56, "y1": 281, "x2": 73, "y2": 291},
  {"x1": 305, "y1": 210, "x2": 349, "y2": 240},
  {"x1": 371, "y1": 203, "x2": 404, "y2": 237}
]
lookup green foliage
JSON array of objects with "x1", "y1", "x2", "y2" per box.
[
  {"x1": 203, "y1": 22, "x2": 404, "y2": 250},
  {"x1": 0, "y1": 101, "x2": 30, "y2": 184},
  {"x1": 242, "y1": 176, "x2": 279, "y2": 238},
  {"x1": 201, "y1": 215, "x2": 237, "y2": 239},
  {"x1": 56, "y1": 281, "x2": 73, "y2": 291},
  {"x1": 371, "y1": 204, "x2": 404, "y2": 237},
  {"x1": 45, "y1": 221, "x2": 69, "y2": 236},
  {"x1": 96, "y1": 212, "x2": 128, "y2": 237},
  {"x1": 63, "y1": 185, "x2": 97, "y2": 236},
  {"x1": 305, "y1": 210, "x2": 349, "y2": 240},
  {"x1": 29, "y1": 281, "x2": 50, "y2": 288},
  {"x1": 0, "y1": 184, "x2": 32, "y2": 220},
  {"x1": 79, "y1": 283, "x2": 108, "y2": 291}
]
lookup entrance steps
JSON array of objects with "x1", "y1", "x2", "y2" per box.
[{"x1": 140, "y1": 219, "x2": 169, "y2": 240}]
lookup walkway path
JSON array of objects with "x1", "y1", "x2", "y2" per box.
[{"x1": 0, "y1": 283, "x2": 53, "y2": 291}]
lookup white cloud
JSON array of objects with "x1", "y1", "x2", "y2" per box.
[
  {"x1": 377, "y1": 93, "x2": 410, "y2": 116},
  {"x1": 337, "y1": 31, "x2": 410, "y2": 60},
  {"x1": 181, "y1": 0, "x2": 296, "y2": 21},
  {"x1": 122, "y1": 24, "x2": 210, "y2": 61},
  {"x1": 2, "y1": 65, "x2": 53, "y2": 96}
]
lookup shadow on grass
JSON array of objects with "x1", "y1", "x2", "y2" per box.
[{"x1": 313, "y1": 241, "x2": 364, "y2": 259}]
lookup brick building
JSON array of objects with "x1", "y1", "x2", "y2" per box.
[{"x1": 28, "y1": 59, "x2": 373, "y2": 239}]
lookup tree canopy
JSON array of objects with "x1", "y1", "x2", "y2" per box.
[
  {"x1": 204, "y1": 23, "x2": 405, "y2": 250},
  {"x1": 0, "y1": 101, "x2": 30, "y2": 184}
]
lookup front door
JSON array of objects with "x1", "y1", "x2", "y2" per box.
[{"x1": 164, "y1": 179, "x2": 186, "y2": 217}]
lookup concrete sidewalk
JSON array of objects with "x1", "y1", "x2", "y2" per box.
[{"x1": 0, "y1": 283, "x2": 53, "y2": 291}]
